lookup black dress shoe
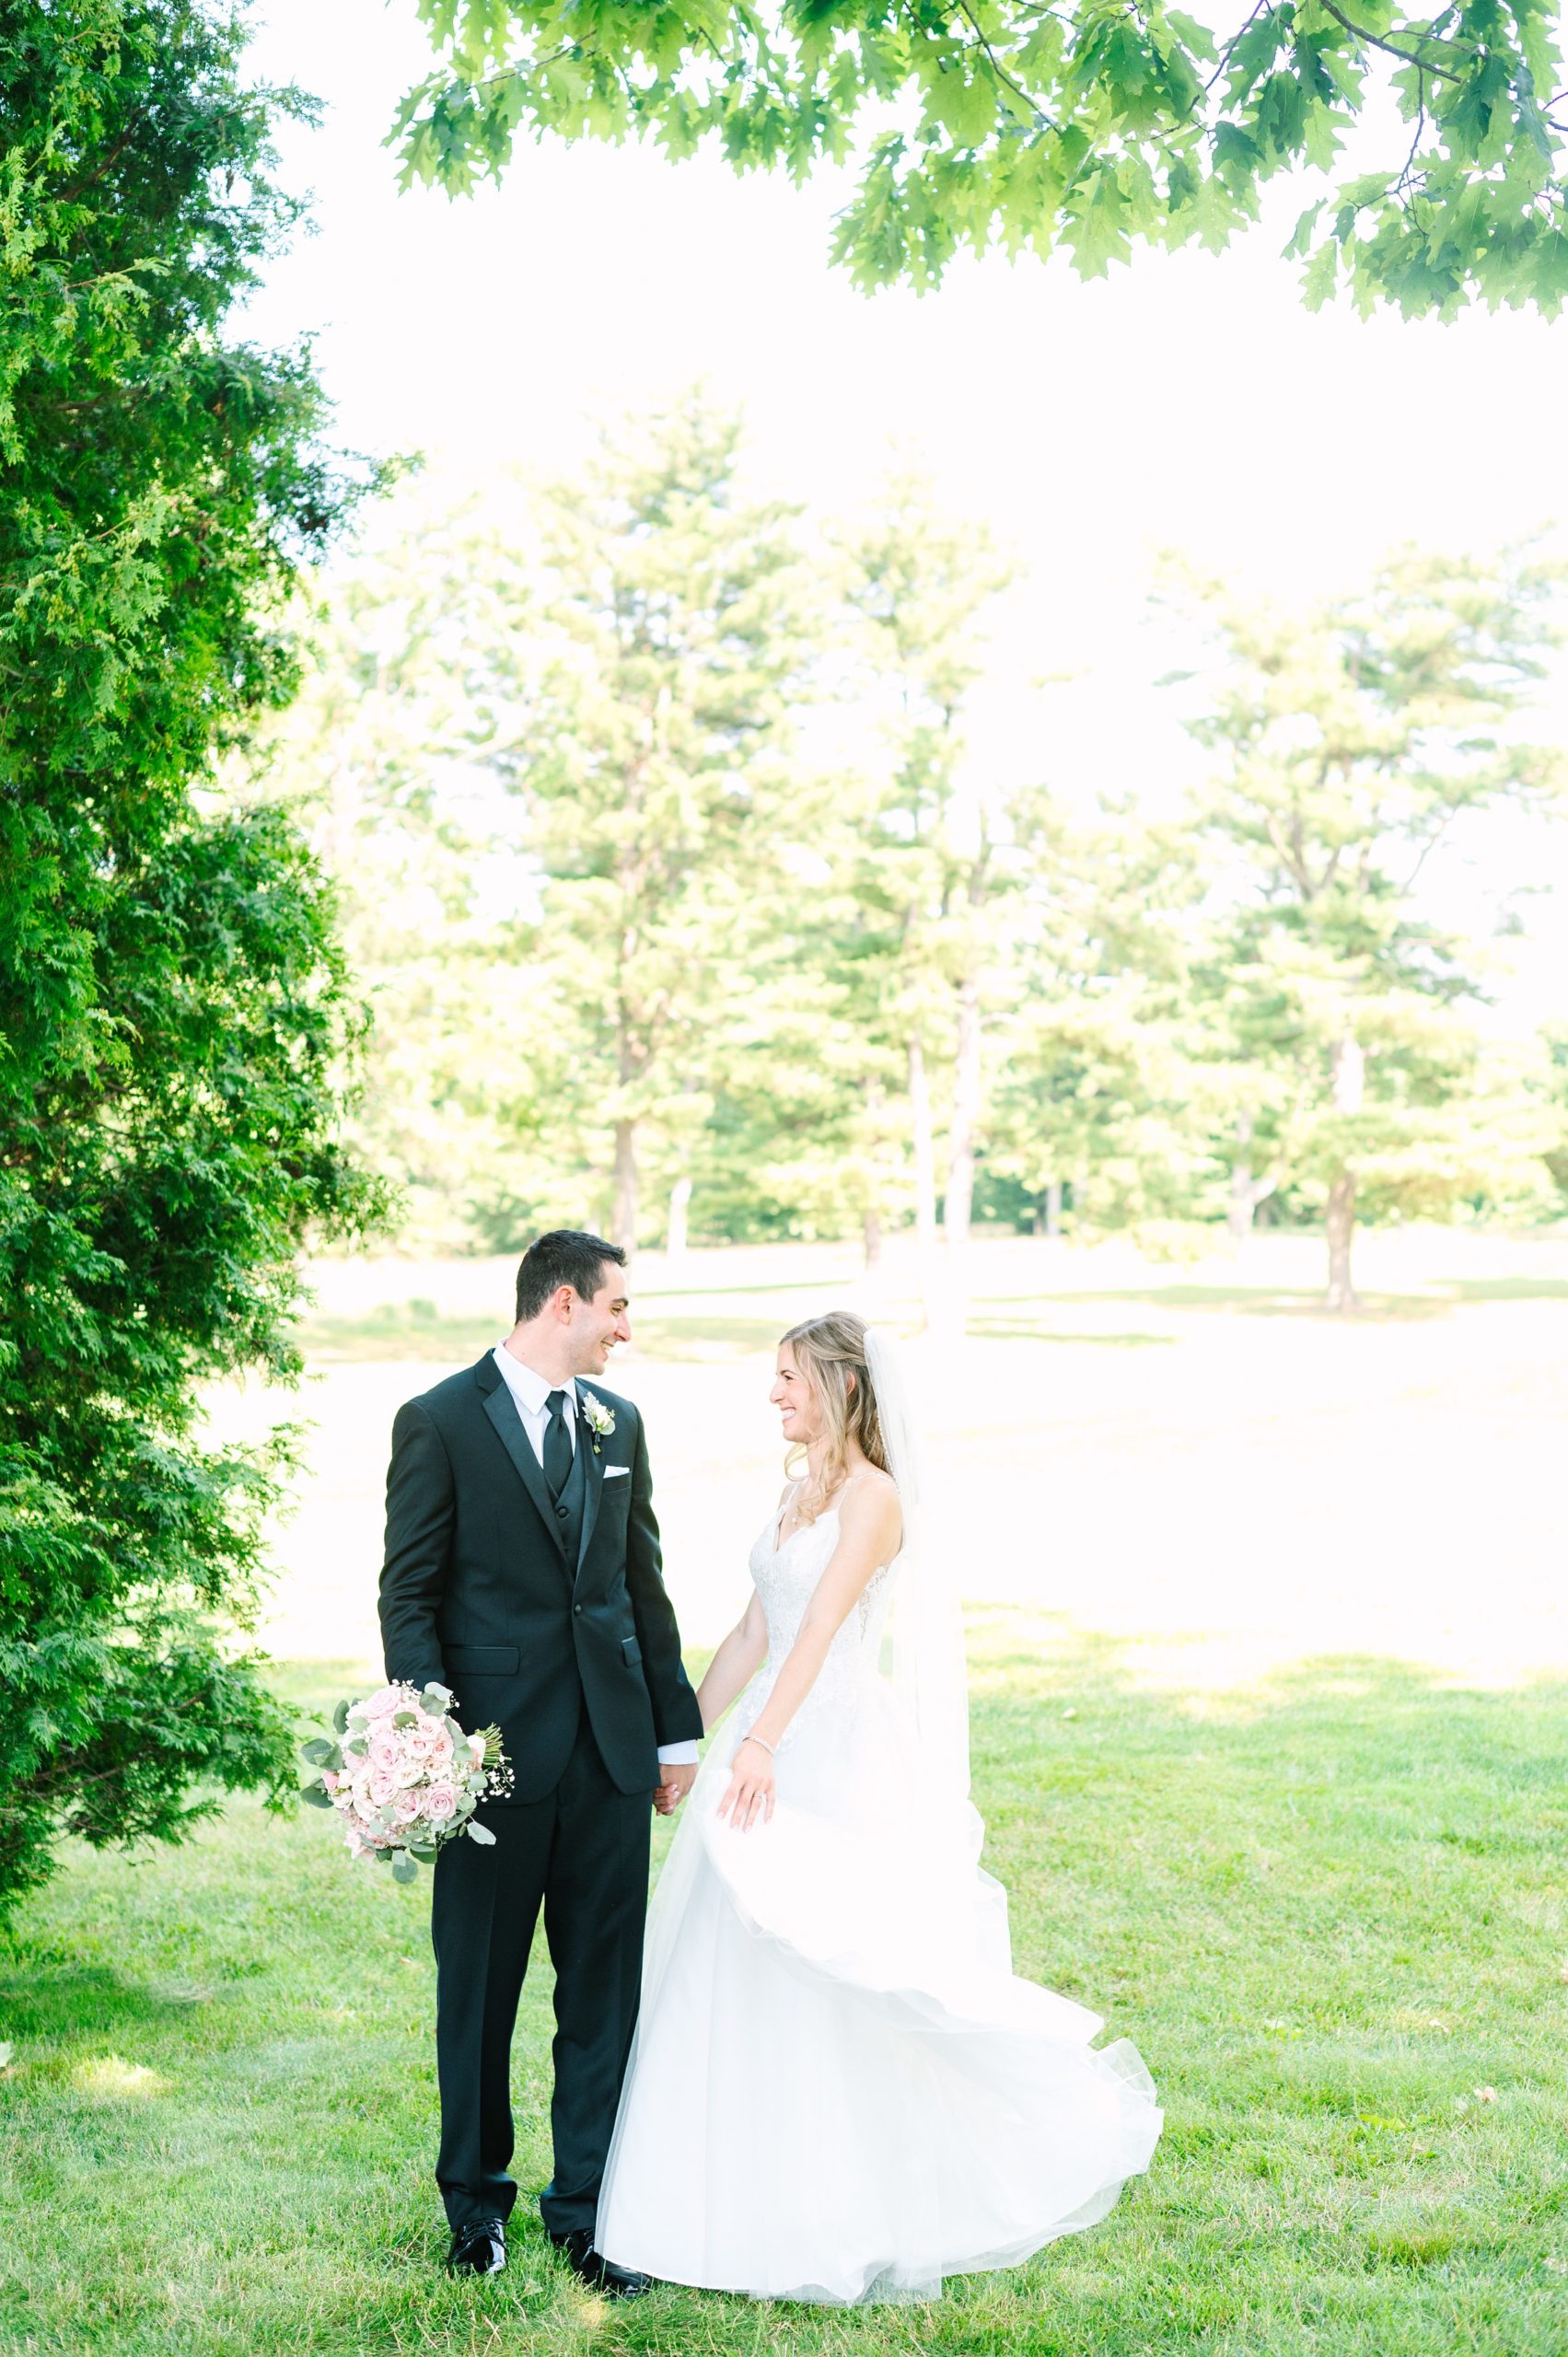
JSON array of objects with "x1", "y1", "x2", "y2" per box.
[
  {"x1": 547, "y1": 2224, "x2": 652, "y2": 2299},
  {"x1": 447, "y1": 2216, "x2": 506, "y2": 2276}
]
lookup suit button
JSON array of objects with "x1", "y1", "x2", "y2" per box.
[
  {"x1": 555, "y1": 1503, "x2": 568, "y2": 1520},
  {"x1": 573, "y1": 1604, "x2": 583, "y2": 1616}
]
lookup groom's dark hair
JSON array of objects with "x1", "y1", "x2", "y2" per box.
[{"x1": 515, "y1": 1229, "x2": 627, "y2": 1324}]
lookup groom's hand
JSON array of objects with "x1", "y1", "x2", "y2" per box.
[{"x1": 654, "y1": 1760, "x2": 696, "y2": 1816}]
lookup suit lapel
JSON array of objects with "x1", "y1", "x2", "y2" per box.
[
  {"x1": 477, "y1": 1359, "x2": 568, "y2": 1562},
  {"x1": 576, "y1": 1399, "x2": 605, "y2": 1577}
]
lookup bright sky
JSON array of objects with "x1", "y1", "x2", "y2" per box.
[{"x1": 242, "y1": 0, "x2": 1568, "y2": 1031}]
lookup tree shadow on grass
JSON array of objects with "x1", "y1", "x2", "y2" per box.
[
  {"x1": 969, "y1": 1284, "x2": 1458, "y2": 1322},
  {"x1": 295, "y1": 1305, "x2": 791, "y2": 1364},
  {"x1": 1445, "y1": 1277, "x2": 1568, "y2": 1303},
  {"x1": 618, "y1": 1317, "x2": 786, "y2": 1360},
  {"x1": 0, "y1": 1955, "x2": 204, "y2": 2049},
  {"x1": 4, "y1": 1617, "x2": 1567, "y2": 2352},
  {"x1": 964, "y1": 1319, "x2": 1174, "y2": 1345},
  {"x1": 964, "y1": 1613, "x2": 1568, "y2": 1840},
  {"x1": 295, "y1": 1303, "x2": 499, "y2": 1363},
  {"x1": 970, "y1": 1273, "x2": 1568, "y2": 1325}
]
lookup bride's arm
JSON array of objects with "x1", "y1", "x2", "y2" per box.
[
  {"x1": 717, "y1": 1475, "x2": 902, "y2": 1830},
  {"x1": 695, "y1": 1589, "x2": 769, "y2": 1732}
]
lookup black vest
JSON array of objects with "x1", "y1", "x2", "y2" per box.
[{"x1": 550, "y1": 1416, "x2": 587, "y2": 1567}]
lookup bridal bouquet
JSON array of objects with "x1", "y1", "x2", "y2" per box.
[{"x1": 301, "y1": 1681, "x2": 513, "y2": 1883}]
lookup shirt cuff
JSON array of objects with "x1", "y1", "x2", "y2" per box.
[{"x1": 656, "y1": 1741, "x2": 701, "y2": 1766}]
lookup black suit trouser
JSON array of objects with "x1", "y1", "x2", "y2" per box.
[{"x1": 430, "y1": 1716, "x2": 651, "y2": 2236}]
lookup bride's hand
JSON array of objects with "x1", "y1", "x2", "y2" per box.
[{"x1": 716, "y1": 1736, "x2": 775, "y2": 1832}]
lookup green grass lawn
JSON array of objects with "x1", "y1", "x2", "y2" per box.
[{"x1": 3, "y1": 1626, "x2": 1566, "y2": 2356}]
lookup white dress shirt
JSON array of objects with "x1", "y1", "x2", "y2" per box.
[
  {"x1": 493, "y1": 1345, "x2": 698, "y2": 1770},
  {"x1": 492, "y1": 1342, "x2": 580, "y2": 1466}
]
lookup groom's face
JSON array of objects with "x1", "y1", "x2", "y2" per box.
[{"x1": 566, "y1": 1264, "x2": 632, "y2": 1376}]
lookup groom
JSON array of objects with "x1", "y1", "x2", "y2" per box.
[{"x1": 378, "y1": 1230, "x2": 703, "y2": 2295}]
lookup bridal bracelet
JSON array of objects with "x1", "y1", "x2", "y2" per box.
[{"x1": 741, "y1": 1732, "x2": 776, "y2": 1758}]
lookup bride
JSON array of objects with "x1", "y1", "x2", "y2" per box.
[{"x1": 597, "y1": 1310, "x2": 1162, "y2": 2304}]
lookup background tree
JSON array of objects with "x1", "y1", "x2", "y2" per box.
[
  {"x1": 988, "y1": 808, "x2": 1213, "y2": 1243},
  {"x1": 397, "y1": 0, "x2": 1568, "y2": 318},
  {"x1": 838, "y1": 482, "x2": 1014, "y2": 1315},
  {"x1": 0, "y1": 0, "x2": 381, "y2": 1912},
  {"x1": 257, "y1": 505, "x2": 530, "y2": 1251},
  {"x1": 1174, "y1": 550, "x2": 1564, "y2": 1307},
  {"x1": 1543, "y1": 1022, "x2": 1568, "y2": 1201},
  {"x1": 475, "y1": 398, "x2": 826, "y2": 1255}
]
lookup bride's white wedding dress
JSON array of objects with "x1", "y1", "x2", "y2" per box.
[{"x1": 596, "y1": 1485, "x2": 1163, "y2": 2304}]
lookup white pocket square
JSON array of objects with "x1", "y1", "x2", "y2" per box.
[{"x1": 603, "y1": 1464, "x2": 631, "y2": 1480}]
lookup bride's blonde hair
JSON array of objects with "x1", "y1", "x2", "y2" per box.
[{"x1": 779, "y1": 1310, "x2": 889, "y2": 1525}]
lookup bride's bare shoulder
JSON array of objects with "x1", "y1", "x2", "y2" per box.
[{"x1": 839, "y1": 1464, "x2": 901, "y2": 1537}]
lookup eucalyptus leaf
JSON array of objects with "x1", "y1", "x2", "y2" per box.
[
  {"x1": 466, "y1": 1821, "x2": 497, "y2": 1846},
  {"x1": 300, "y1": 1782, "x2": 336, "y2": 1809},
  {"x1": 332, "y1": 1698, "x2": 351, "y2": 1736},
  {"x1": 391, "y1": 1852, "x2": 420, "y2": 1884}
]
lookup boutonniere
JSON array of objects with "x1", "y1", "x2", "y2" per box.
[{"x1": 578, "y1": 1390, "x2": 616, "y2": 1454}]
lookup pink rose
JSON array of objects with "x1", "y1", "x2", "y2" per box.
[
  {"x1": 424, "y1": 1723, "x2": 454, "y2": 1766},
  {"x1": 368, "y1": 1731, "x2": 401, "y2": 1773},
  {"x1": 361, "y1": 1685, "x2": 405, "y2": 1721},
  {"x1": 320, "y1": 1769, "x2": 341, "y2": 1792},
  {"x1": 425, "y1": 1783, "x2": 458, "y2": 1824},
  {"x1": 368, "y1": 1766, "x2": 396, "y2": 1805}
]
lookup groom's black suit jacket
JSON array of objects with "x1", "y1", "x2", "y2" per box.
[{"x1": 378, "y1": 1353, "x2": 703, "y2": 1802}]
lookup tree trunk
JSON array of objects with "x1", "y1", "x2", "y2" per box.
[
  {"x1": 1324, "y1": 1028, "x2": 1365, "y2": 1310},
  {"x1": 1228, "y1": 1111, "x2": 1256, "y2": 1247},
  {"x1": 612, "y1": 1118, "x2": 638, "y2": 1259},
  {"x1": 942, "y1": 976, "x2": 982, "y2": 1337},
  {"x1": 862, "y1": 1078, "x2": 884, "y2": 1271},
  {"x1": 1325, "y1": 1172, "x2": 1356, "y2": 1311},
  {"x1": 1045, "y1": 1178, "x2": 1063, "y2": 1238},
  {"x1": 946, "y1": 975, "x2": 981, "y2": 1256},
  {"x1": 665, "y1": 1172, "x2": 691, "y2": 1273},
  {"x1": 1227, "y1": 1112, "x2": 1278, "y2": 1247},
  {"x1": 908, "y1": 1037, "x2": 939, "y2": 1324}
]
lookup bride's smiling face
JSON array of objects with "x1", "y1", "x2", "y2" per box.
[{"x1": 770, "y1": 1345, "x2": 821, "y2": 1446}]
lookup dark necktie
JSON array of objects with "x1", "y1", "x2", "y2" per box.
[{"x1": 542, "y1": 1389, "x2": 572, "y2": 1501}]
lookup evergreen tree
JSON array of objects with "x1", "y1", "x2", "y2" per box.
[
  {"x1": 1175, "y1": 551, "x2": 1563, "y2": 1306},
  {"x1": 837, "y1": 481, "x2": 1014, "y2": 1311},
  {"x1": 0, "y1": 0, "x2": 381, "y2": 1910},
  {"x1": 987, "y1": 810, "x2": 1211, "y2": 1244},
  {"x1": 256, "y1": 504, "x2": 530, "y2": 1250},
  {"x1": 475, "y1": 398, "x2": 826, "y2": 1254}
]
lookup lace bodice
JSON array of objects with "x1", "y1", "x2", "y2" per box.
[{"x1": 736, "y1": 1485, "x2": 898, "y2": 1742}]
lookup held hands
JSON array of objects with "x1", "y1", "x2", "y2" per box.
[
  {"x1": 654, "y1": 1759, "x2": 696, "y2": 1817},
  {"x1": 715, "y1": 1734, "x2": 775, "y2": 1833}
]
